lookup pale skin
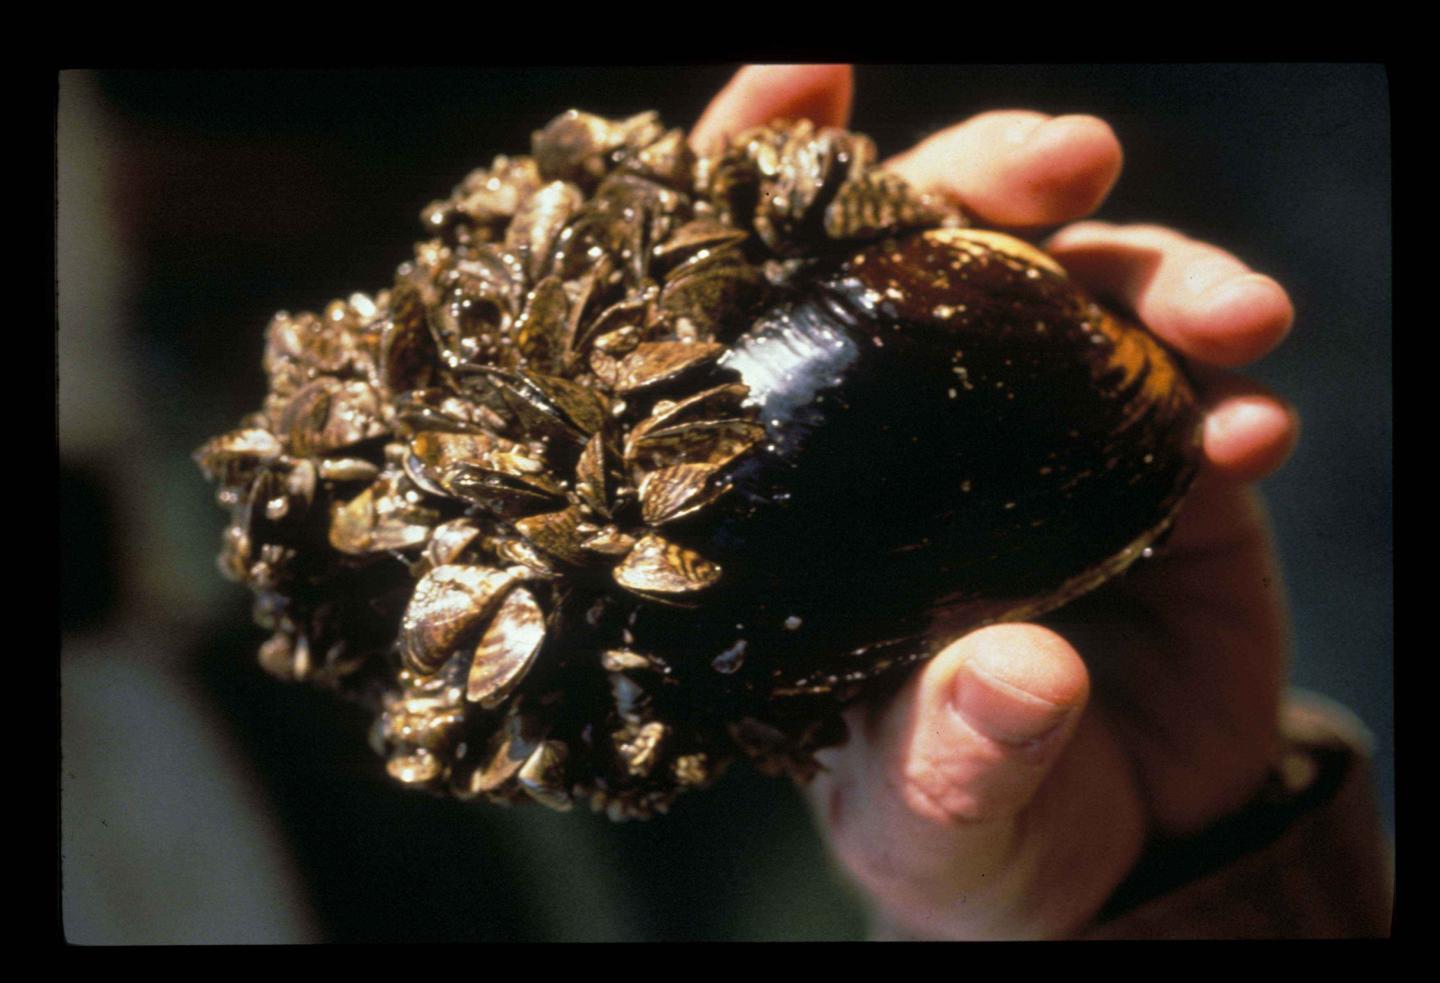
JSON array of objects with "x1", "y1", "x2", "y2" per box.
[{"x1": 692, "y1": 66, "x2": 1299, "y2": 939}]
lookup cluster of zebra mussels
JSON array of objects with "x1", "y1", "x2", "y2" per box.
[{"x1": 195, "y1": 110, "x2": 1202, "y2": 819}]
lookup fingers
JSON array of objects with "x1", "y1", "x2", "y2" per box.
[
  {"x1": 813, "y1": 624, "x2": 1144, "y2": 937},
  {"x1": 1196, "y1": 369, "x2": 1300, "y2": 484},
  {"x1": 1046, "y1": 222, "x2": 1294, "y2": 368},
  {"x1": 886, "y1": 111, "x2": 1123, "y2": 228},
  {"x1": 1042, "y1": 222, "x2": 1297, "y2": 482},
  {"x1": 689, "y1": 64, "x2": 853, "y2": 155}
]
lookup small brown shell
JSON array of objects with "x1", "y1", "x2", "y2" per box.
[
  {"x1": 387, "y1": 749, "x2": 443, "y2": 786},
  {"x1": 614, "y1": 341, "x2": 726, "y2": 394},
  {"x1": 400, "y1": 565, "x2": 517, "y2": 674},
  {"x1": 612, "y1": 532, "x2": 721, "y2": 599},
  {"x1": 316, "y1": 457, "x2": 382, "y2": 483},
  {"x1": 408, "y1": 430, "x2": 563, "y2": 516},
  {"x1": 193, "y1": 428, "x2": 283, "y2": 487},
  {"x1": 424, "y1": 518, "x2": 484, "y2": 569},
  {"x1": 329, "y1": 472, "x2": 439, "y2": 555},
  {"x1": 379, "y1": 281, "x2": 439, "y2": 394},
  {"x1": 533, "y1": 110, "x2": 651, "y2": 187},
  {"x1": 281, "y1": 379, "x2": 387, "y2": 458},
  {"x1": 627, "y1": 128, "x2": 693, "y2": 190},
  {"x1": 513, "y1": 275, "x2": 571, "y2": 373},
  {"x1": 467, "y1": 708, "x2": 549, "y2": 795},
  {"x1": 505, "y1": 181, "x2": 584, "y2": 282},
  {"x1": 258, "y1": 631, "x2": 308, "y2": 682},
  {"x1": 822, "y1": 168, "x2": 947, "y2": 241},
  {"x1": 516, "y1": 739, "x2": 572, "y2": 810},
  {"x1": 451, "y1": 155, "x2": 541, "y2": 229},
  {"x1": 638, "y1": 462, "x2": 732, "y2": 525},
  {"x1": 486, "y1": 535, "x2": 558, "y2": 580},
  {"x1": 624, "y1": 416, "x2": 765, "y2": 473},
  {"x1": 615, "y1": 720, "x2": 668, "y2": 778},
  {"x1": 574, "y1": 296, "x2": 648, "y2": 359},
  {"x1": 656, "y1": 248, "x2": 767, "y2": 339},
  {"x1": 579, "y1": 526, "x2": 636, "y2": 557},
  {"x1": 574, "y1": 431, "x2": 619, "y2": 517},
  {"x1": 600, "y1": 648, "x2": 655, "y2": 673},
  {"x1": 514, "y1": 506, "x2": 589, "y2": 566},
  {"x1": 467, "y1": 586, "x2": 546, "y2": 708},
  {"x1": 464, "y1": 366, "x2": 610, "y2": 444},
  {"x1": 651, "y1": 219, "x2": 749, "y2": 272}
]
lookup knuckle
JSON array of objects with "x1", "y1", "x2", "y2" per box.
[{"x1": 897, "y1": 759, "x2": 994, "y2": 827}]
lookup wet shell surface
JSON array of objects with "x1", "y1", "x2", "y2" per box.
[{"x1": 196, "y1": 111, "x2": 1201, "y2": 819}]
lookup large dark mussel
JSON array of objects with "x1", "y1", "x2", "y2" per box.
[
  {"x1": 669, "y1": 227, "x2": 1201, "y2": 700},
  {"x1": 196, "y1": 111, "x2": 1201, "y2": 820}
]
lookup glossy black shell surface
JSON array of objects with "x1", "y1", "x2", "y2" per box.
[{"x1": 626, "y1": 228, "x2": 1202, "y2": 697}]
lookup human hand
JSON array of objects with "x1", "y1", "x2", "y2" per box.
[{"x1": 693, "y1": 65, "x2": 1298, "y2": 939}]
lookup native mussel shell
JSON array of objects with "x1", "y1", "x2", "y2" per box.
[
  {"x1": 633, "y1": 226, "x2": 1201, "y2": 708},
  {"x1": 195, "y1": 111, "x2": 1201, "y2": 820}
]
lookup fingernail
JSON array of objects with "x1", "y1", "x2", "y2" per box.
[
  {"x1": 1004, "y1": 116, "x2": 1049, "y2": 148},
  {"x1": 1205, "y1": 397, "x2": 1276, "y2": 444},
  {"x1": 1017, "y1": 115, "x2": 1079, "y2": 155},
  {"x1": 950, "y1": 661, "x2": 1075, "y2": 748},
  {"x1": 1204, "y1": 273, "x2": 1292, "y2": 319},
  {"x1": 1199, "y1": 272, "x2": 1245, "y2": 301},
  {"x1": 1198, "y1": 275, "x2": 1296, "y2": 364},
  {"x1": 1182, "y1": 260, "x2": 1250, "y2": 299}
]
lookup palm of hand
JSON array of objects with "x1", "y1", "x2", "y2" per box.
[{"x1": 693, "y1": 66, "x2": 1298, "y2": 939}]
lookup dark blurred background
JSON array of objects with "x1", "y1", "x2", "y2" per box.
[{"x1": 58, "y1": 65, "x2": 1392, "y2": 942}]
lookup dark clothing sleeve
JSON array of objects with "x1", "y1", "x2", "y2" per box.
[{"x1": 1082, "y1": 693, "x2": 1392, "y2": 939}]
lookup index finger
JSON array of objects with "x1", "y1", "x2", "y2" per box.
[
  {"x1": 885, "y1": 111, "x2": 1124, "y2": 229},
  {"x1": 1045, "y1": 222, "x2": 1294, "y2": 368}
]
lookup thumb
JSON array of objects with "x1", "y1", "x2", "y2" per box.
[
  {"x1": 875, "y1": 622, "x2": 1090, "y2": 825},
  {"x1": 812, "y1": 623, "x2": 1141, "y2": 938}
]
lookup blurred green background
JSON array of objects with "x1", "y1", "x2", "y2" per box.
[{"x1": 59, "y1": 65, "x2": 1391, "y2": 942}]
